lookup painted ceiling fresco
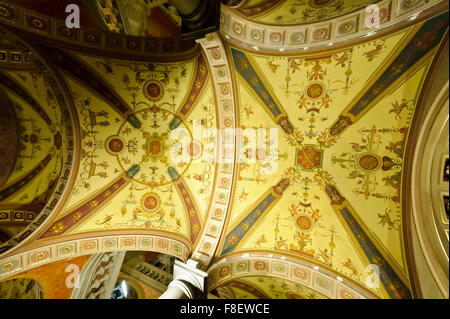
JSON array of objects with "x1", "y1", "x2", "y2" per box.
[
  {"x1": 218, "y1": 13, "x2": 448, "y2": 299},
  {"x1": 235, "y1": 0, "x2": 380, "y2": 24}
]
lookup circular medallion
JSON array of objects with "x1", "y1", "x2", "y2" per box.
[
  {"x1": 105, "y1": 136, "x2": 124, "y2": 155},
  {"x1": 143, "y1": 80, "x2": 164, "y2": 101},
  {"x1": 290, "y1": 32, "x2": 304, "y2": 44},
  {"x1": 141, "y1": 192, "x2": 161, "y2": 213},
  {"x1": 358, "y1": 153, "x2": 380, "y2": 171},
  {"x1": 295, "y1": 215, "x2": 314, "y2": 232},
  {"x1": 305, "y1": 82, "x2": 325, "y2": 99},
  {"x1": 251, "y1": 30, "x2": 262, "y2": 41},
  {"x1": 254, "y1": 261, "x2": 266, "y2": 270}
]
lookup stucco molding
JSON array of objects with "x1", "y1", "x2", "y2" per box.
[{"x1": 220, "y1": 0, "x2": 446, "y2": 53}]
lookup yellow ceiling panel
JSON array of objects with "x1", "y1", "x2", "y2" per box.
[
  {"x1": 61, "y1": 77, "x2": 126, "y2": 212},
  {"x1": 330, "y1": 61, "x2": 432, "y2": 274}
]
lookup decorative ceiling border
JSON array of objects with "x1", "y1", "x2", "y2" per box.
[
  {"x1": 220, "y1": 0, "x2": 445, "y2": 52},
  {"x1": 207, "y1": 251, "x2": 380, "y2": 299},
  {"x1": 0, "y1": 0, "x2": 198, "y2": 60},
  {"x1": 0, "y1": 233, "x2": 190, "y2": 281},
  {"x1": 0, "y1": 26, "x2": 80, "y2": 257},
  {"x1": 190, "y1": 32, "x2": 237, "y2": 270}
]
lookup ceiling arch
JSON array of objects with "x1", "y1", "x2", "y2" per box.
[
  {"x1": 0, "y1": 233, "x2": 190, "y2": 281},
  {"x1": 0, "y1": 0, "x2": 447, "y2": 300},
  {"x1": 0, "y1": 26, "x2": 79, "y2": 257},
  {"x1": 190, "y1": 32, "x2": 238, "y2": 269}
]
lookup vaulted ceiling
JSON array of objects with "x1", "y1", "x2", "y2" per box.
[
  {"x1": 232, "y1": 0, "x2": 379, "y2": 24},
  {"x1": 0, "y1": 0, "x2": 448, "y2": 299}
]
